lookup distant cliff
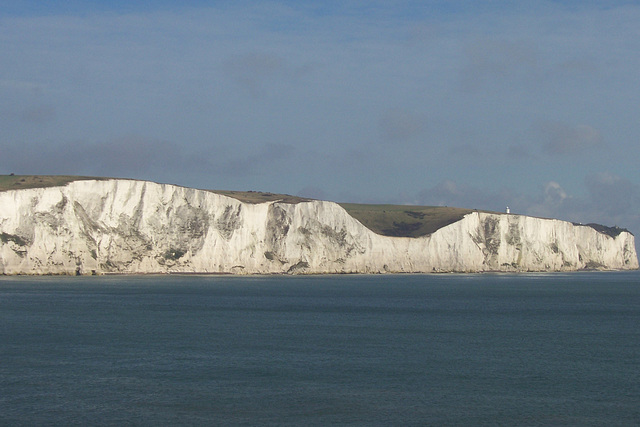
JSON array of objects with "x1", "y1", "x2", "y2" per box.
[{"x1": 0, "y1": 179, "x2": 637, "y2": 275}]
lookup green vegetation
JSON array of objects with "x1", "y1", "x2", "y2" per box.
[
  {"x1": 211, "y1": 190, "x2": 310, "y2": 204},
  {"x1": 583, "y1": 223, "x2": 630, "y2": 238},
  {"x1": 0, "y1": 175, "x2": 104, "y2": 192},
  {"x1": 339, "y1": 203, "x2": 479, "y2": 238},
  {"x1": 0, "y1": 175, "x2": 310, "y2": 203},
  {"x1": 1, "y1": 175, "x2": 630, "y2": 239}
]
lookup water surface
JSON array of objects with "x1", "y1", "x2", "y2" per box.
[{"x1": 1, "y1": 272, "x2": 639, "y2": 425}]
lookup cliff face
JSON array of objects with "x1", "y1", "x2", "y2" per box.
[{"x1": 0, "y1": 179, "x2": 637, "y2": 275}]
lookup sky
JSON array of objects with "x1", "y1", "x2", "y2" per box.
[{"x1": 2, "y1": 0, "x2": 640, "y2": 236}]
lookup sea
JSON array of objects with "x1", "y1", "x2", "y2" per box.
[{"x1": 1, "y1": 272, "x2": 639, "y2": 426}]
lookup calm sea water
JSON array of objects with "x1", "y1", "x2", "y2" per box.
[{"x1": 1, "y1": 272, "x2": 639, "y2": 426}]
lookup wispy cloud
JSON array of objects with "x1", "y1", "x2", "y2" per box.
[
  {"x1": 535, "y1": 121, "x2": 604, "y2": 155},
  {"x1": 460, "y1": 38, "x2": 540, "y2": 92},
  {"x1": 0, "y1": 137, "x2": 201, "y2": 179},
  {"x1": 1, "y1": 1, "x2": 639, "y2": 234},
  {"x1": 222, "y1": 52, "x2": 293, "y2": 98},
  {"x1": 378, "y1": 109, "x2": 426, "y2": 143},
  {"x1": 414, "y1": 174, "x2": 640, "y2": 235},
  {"x1": 18, "y1": 105, "x2": 56, "y2": 123}
]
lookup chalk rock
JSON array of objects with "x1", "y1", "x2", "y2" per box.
[{"x1": 0, "y1": 179, "x2": 637, "y2": 274}]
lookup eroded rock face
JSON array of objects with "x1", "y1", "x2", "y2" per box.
[{"x1": 0, "y1": 179, "x2": 637, "y2": 275}]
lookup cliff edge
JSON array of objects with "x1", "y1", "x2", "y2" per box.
[{"x1": 0, "y1": 178, "x2": 637, "y2": 275}]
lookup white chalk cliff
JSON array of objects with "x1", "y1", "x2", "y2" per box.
[{"x1": 0, "y1": 179, "x2": 637, "y2": 275}]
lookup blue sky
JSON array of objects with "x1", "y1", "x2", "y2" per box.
[{"x1": 2, "y1": 0, "x2": 640, "y2": 234}]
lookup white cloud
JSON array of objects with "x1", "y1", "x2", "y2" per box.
[
  {"x1": 414, "y1": 174, "x2": 640, "y2": 237},
  {"x1": 1, "y1": 1, "x2": 640, "y2": 222}
]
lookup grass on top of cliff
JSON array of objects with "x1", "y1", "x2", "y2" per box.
[
  {"x1": 212, "y1": 190, "x2": 311, "y2": 204},
  {"x1": 0, "y1": 175, "x2": 477, "y2": 238},
  {"x1": 339, "y1": 203, "x2": 478, "y2": 238},
  {"x1": 214, "y1": 193, "x2": 479, "y2": 237},
  {"x1": 0, "y1": 175, "x2": 105, "y2": 191}
]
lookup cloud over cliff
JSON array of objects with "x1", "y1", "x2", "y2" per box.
[{"x1": 2, "y1": 1, "x2": 639, "y2": 238}]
